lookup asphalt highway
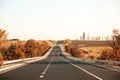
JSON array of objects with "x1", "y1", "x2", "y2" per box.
[{"x1": 0, "y1": 45, "x2": 120, "y2": 80}]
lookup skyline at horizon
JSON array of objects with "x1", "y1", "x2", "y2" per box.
[{"x1": 0, "y1": 0, "x2": 120, "y2": 40}]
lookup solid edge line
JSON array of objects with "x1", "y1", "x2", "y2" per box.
[
  {"x1": 68, "y1": 56, "x2": 120, "y2": 72},
  {"x1": 60, "y1": 57, "x2": 103, "y2": 80},
  {"x1": 0, "y1": 63, "x2": 26, "y2": 74}
]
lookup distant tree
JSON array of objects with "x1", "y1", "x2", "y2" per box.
[
  {"x1": 96, "y1": 36, "x2": 100, "y2": 40},
  {"x1": 0, "y1": 29, "x2": 8, "y2": 61},
  {"x1": 113, "y1": 29, "x2": 120, "y2": 47},
  {"x1": 98, "y1": 29, "x2": 120, "y2": 61},
  {"x1": 80, "y1": 36, "x2": 82, "y2": 40},
  {"x1": 0, "y1": 29, "x2": 8, "y2": 40},
  {"x1": 83, "y1": 32, "x2": 85, "y2": 40}
]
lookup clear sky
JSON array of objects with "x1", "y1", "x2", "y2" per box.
[{"x1": 0, "y1": 0, "x2": 120, "y2": 40}]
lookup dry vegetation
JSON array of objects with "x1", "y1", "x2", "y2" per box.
[
  {"x1": 64, "y1": 40, "x2": 113, "y2": 60},
  {"x1": 98, "y1": 29, "x2": 120, "y2": 61},
  {"x1": 81, "y1": 47, "x2": 112, "y2": 59},
  {"x1": 64, "y1": 29, "x2": 120, "y2": 61},
  {"x1": 0, "y1": 40, "x2": 51, "y2": 60},
  {"x1": 0, "y1": 29, "x2": 52, "y2": 61},
  {"x1": 65, "y1": 44, "x2": 90, "y2": 59},
  {"x1": 0, "y1": 29, "x2": 7, "y2": 64}
]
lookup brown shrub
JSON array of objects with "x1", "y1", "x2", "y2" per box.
[
  {"x1": 0, "y1": 29, "x2": 7, "y2": 40},
  {"x1": 0, "y1": 52, "x2": 3, "y2": 61},
  {"x1": 0, "y1": 41, "x2": 25, "y2": 60},
  {"x1": 65, "y1": 44, "x2": 72, "y2": 53},
  {"x1": 25, "y1": 39, "x2": 41, "y2": 57},
  {"x1": 65, "y1": 44, "x2": 87, "y2": 58},
  {"x1": 98, "y1": 47, "x2": 120, "y2": 61},
  {"x1": 111, "y1": 48, "x2": 120, "y2": 61},
  {"x1": 98, "y1": 48, "x2": 112, "y2": 60},
  {"x1": 71, "y1": 47, "x2": 86, "y2": 58},
  {"x1": 111, "y1": 29, "x2": 120, "y2": 61},
  {"x1": 0, "y1": 39, "x2": 50, "y2": 60},
  {"x1": 25, "y1": 40, "x2": 50, "y2": 57},
  {"x1": 39, "y1": 41, "x2": 50, "y2": 56},
  {"x1": 4, "y1": 41, "x2": 25, "y2": 60},
  {"x1": 0, "y1": 47, "x2": 8, "y2": 60},
  {"x1": 98, "y1": 29, "x2": 120, "y2": 61}
]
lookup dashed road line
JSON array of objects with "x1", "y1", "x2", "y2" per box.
[
  {"x1": 40, "y1": 57, "x2": 54, "y2": 78},
  {"x1": 42, "y1": 72, "x2": 45, "y2": 74},
  {"x1": 40, "y1": 75, "x2": 44, "y2": 78}
]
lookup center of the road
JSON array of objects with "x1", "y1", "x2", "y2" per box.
[{"x1": 40, "y1": 57, "x2": 54, "y2": 78}]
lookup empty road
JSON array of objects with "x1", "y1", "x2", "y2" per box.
[{"x1": 0, "y1": 45, "x2": 120, "y2": 80}]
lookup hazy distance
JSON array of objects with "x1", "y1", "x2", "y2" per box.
[{"x1": 0, "y1": 0, "x2": 120, "y2": 40}]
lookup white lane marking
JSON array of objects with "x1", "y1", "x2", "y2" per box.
[
  {"x1": 60, "y1": 57, "x2": 103, "y2": 80},
  {"x1": 42, "y1": 72, "x2": 45, "y2": 74},
  {"x1": 0, "y1": 63, "x2": 26, "y2": 74},
  {"x1": 44, "y1": 69, "x2": 47, "y2": 72},
  {"x1": 40, "y1": 57, "x2": 54, "y2": 78},
  {"x1": 44, "y1": 57, "x2": 54, "y2": 72},
  {"x1": 40, "y1": 75, "x2": 44, "y2": 78}
]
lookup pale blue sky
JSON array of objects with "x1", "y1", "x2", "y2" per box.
[{"x1": 0, "y1": 0, "x2": 120, "y2": 40}]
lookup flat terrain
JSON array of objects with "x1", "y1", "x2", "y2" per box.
[
  {"x1": 80, "y1": 46, "x2": 112, "y2": 53},
  {"x1": 71, "y1": 40, "x2": 113, "y2": 47},
  {"x1": 69, "y1": 40, "x2": 113, "y2": 58},
  {"x1": 0, "y1": 45, "x2": 120, "y2": 80}
]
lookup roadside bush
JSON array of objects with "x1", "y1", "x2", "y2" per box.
[
  {"x1": 65, "y1": 44, "x2": 86, "y2": 58},
  {"x1": 65, "y1": 44, "x2": 72, "y2": 53},
  {"x1": 25, "y1": 39, "x2": 41, "y2": 57},
  {"x1": 0, "y1": 52, "x2": 3, "y2": 65},
  {"x1": 98, "y1": 29, "x2": 120, "y2": 61},
  {"x1": 98, "y1": 48, "x2": 120, "y2": 61},
  {"x1": 25, "y1": 40, "x2": 50, "y2": 57},
  {"x1": 71, "y1": 47, "x2": 86, "y2": 58},
  {"x1": 0, "y1": 40, "x2": 51, "y2": 60},
  {"x1": 0, "y1": 47, "x2": 8, "y2": 60},
  {"x1": 2, "y1": 41, "x2": 25, "y2": 60},
  {"x1": 111, "y1": 48, "x2": 120, "y2": 61},
  {"x1": 98, "y1": 49, "x2": 112, "y2": 60},
  {"x1": 0, "y1": 52, "x2": 3, "y2": 61},
  {"x1": 39, "y1": 41, "x2": 50, "y2": 56}
]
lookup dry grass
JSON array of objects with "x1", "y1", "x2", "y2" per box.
[
  {"x1": 80, "y1": 46, "x2": 112, "y2": 54},
  {"x1": 64, "y1": 40, "x2": 114, "y2": 60},
  {"x1": 80, "y1": 46, "x2": 113, "y2": 59},
  {"x1": 71, "y1": 40, "x2": 113, "y2": 47}
]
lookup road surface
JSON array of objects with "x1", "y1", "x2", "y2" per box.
[{"x1": 0, "y1": 45, "x2": 120, "y2": 80}]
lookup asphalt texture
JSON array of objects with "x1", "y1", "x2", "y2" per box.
[{"x1": 0, "y1": 45, "x2": 120, "y2": 80}]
